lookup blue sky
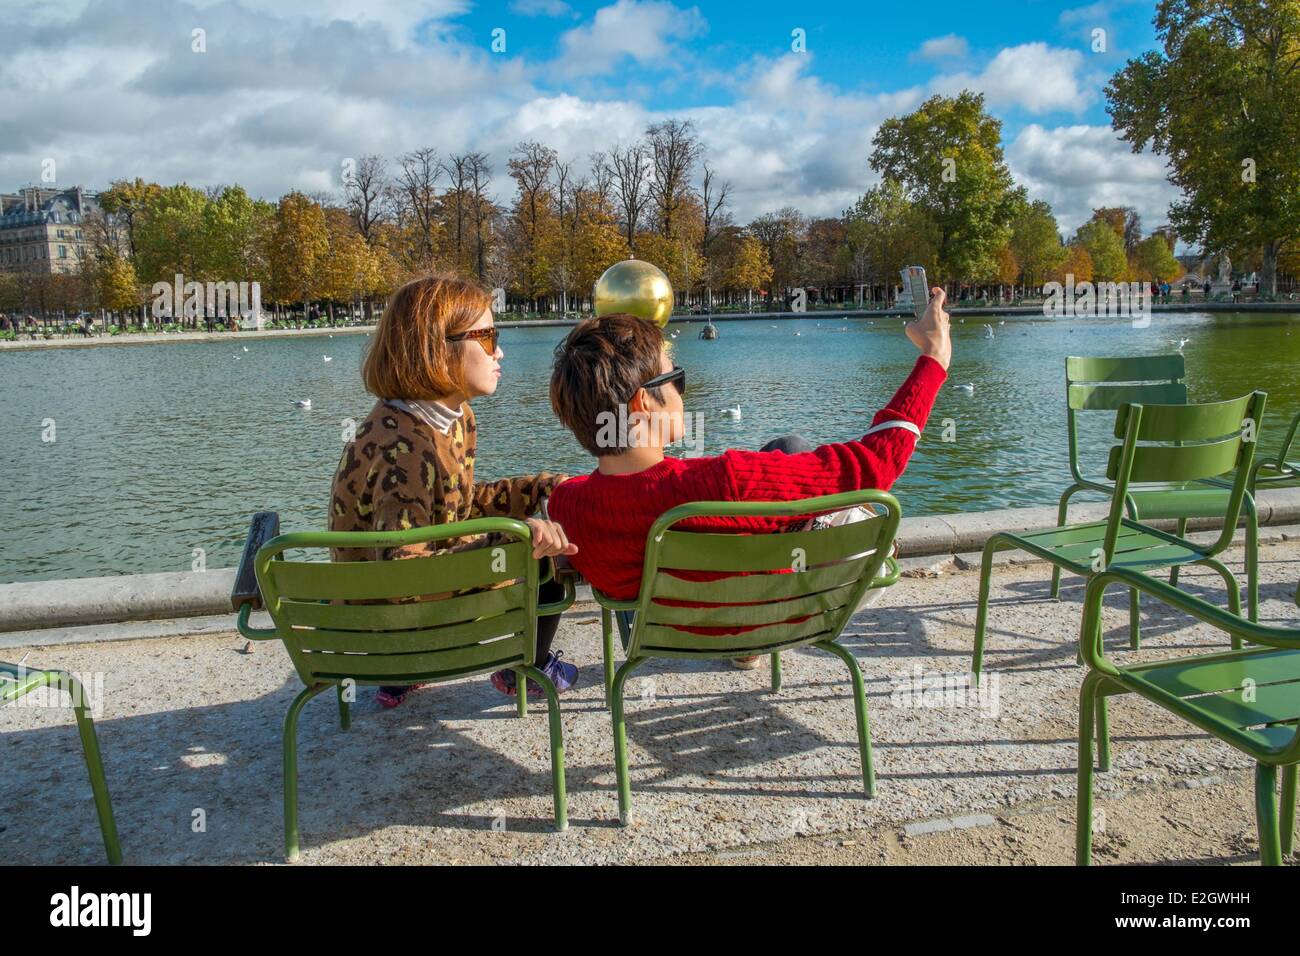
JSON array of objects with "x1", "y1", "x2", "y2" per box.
[
  {"x1": 448, "y1": 0, "x2": 1158, "y2": 132},
  {"x1": 2, "y1": 0, "x2": 1178, "y2": 236}
]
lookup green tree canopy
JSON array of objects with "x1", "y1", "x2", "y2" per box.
[
  {"x1": 1009, "y1": 200, "x2": 1066, "y2": 288},
  {"x1": 870, "y1": 91, "x2": 1024, "y2": 284},
  {"x1": 1075, "y1": 220, "x2": 1129, "y2": 282},
  {"x1": 1106, "y1": 0, "x2": 1300, "y2": 292}
]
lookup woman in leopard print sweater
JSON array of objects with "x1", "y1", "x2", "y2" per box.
[{"x1": 329, "y1": 274, "x2": 577, "y2": 707}]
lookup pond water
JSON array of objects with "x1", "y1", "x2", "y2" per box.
[{"x1": 1, "y1": 311, "x2": 1296, "y2": 582}]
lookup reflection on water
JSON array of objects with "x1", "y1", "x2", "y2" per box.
[{"x1": 1, "y1": 311, "x2": 1297, "y2": 582}]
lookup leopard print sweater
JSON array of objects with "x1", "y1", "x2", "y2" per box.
[{"x1": 329, "y1": 399, "x2": 567, "y2": 563}]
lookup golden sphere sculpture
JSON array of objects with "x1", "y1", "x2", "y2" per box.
[{"x1": 593, "y1": 258, "x2": 673, "y2": 328}]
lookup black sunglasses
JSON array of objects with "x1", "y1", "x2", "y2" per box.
[
  {"x1": 642, "y1": 365, "x2": 686, "y2": 395},
  {"x1": 447, "y1": 326, "x2": 500, "y2": 355}
]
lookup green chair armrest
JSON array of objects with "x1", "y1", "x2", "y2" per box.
[
  {"x1": 537, "y1": 570, "x2": 576, "y2": 617},
  {"x1": 867, "y1": 554, "x2": 901, "y2": 590},
  {"x1": 591, "y1": 588, "x2": 640, "y2": 613},
  {"x1": 1083, "y1": 567, "x2": 1300, "y2": 668},
  {"x1": 235, "y1": 603, "x2": 280, "y2": 642}
]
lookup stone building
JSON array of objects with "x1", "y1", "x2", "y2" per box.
[{"x1": 0, "y1": 185, "x2": 104, "y2": 274}]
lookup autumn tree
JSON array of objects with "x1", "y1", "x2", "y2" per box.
[
  {"x1": 1009, "y1": 200, "x2": 1066, "y2": 289},
  {"x1": 1106, "y1": 0, "x2": 1300, "y2": 293},
  {"x1": 871, "y1": 92, "x2": 1024, "y2": 285},
  {"x1": 267, "y1": 192, "x2": 329, "y2": 315},
  {"x1": 646, "y1": 119, "x2": 702, "y2": 240},
  {"x1": 344, "y1": 154, "x2": 390, "y2": 243}
]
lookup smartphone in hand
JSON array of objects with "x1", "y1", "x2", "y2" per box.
[{"x1": 900, "y1": 266, "x2": 931, "y2": 320}]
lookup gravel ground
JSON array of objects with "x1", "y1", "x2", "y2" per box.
[{"x1": 3, "y1": 539, "x2": 1299, "y2": 866}]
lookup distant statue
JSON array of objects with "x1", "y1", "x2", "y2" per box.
[{"x1": 1216, "y1": 254, "x2": 1232, "y2": 284}]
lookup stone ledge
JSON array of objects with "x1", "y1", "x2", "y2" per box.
[{"x1": 4, "y1": 487, "x2": 1299, "y2": 636}]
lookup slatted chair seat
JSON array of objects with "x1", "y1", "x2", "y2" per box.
[
  {"x1": 1052, "y1": 354, "x2": 1261, "y2": 621},
  {"x1": 1004, "y1": 519, "x2": 1204, "y2": 575},
  {"x1": 1077, "y1": 568, "x2": 1300, "y2": 865},
  {"x1": 975, "y1": 390, "x2": 1267, "y2": 675}
]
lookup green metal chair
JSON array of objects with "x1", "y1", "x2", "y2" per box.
[
  {"x1": 590, "y1": 489, "x2": 902, "y2": 825},
  {"x1": 974, "y1": 391, "x2": 1267, "y2": 675},
  {"x1": 231, "y1": 512, "x2": 575, "y2": 861},
  {"x1": 1077, "y1": 567, "x2": 1300, "y2": 865},
  {"x1": 1052, "y1": 355, "x2": 1261, "y2": 622},
  {"x1": 1, "y1": 663, "x2": 121, "y2": 864},
  {"x1": 1250, "y1": 409, "x2": 1300, "y2": 494}
]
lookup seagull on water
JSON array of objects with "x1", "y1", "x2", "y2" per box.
[
  {"x1": 721, "y1": 406, "x2": 742, "y2": 419},
  {"x1": 952, "y1": 383, "x2": 975, "y2": 395},
  {"x1": 293, "y1": 399, "x2": 312, "y2": 408},
  {"x1": 323, "y1": 355, "x2": 333, "y2": 362}
]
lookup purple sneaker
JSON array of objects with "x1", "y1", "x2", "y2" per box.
[
  {"x1": 490, "y1": 652, "x2": 579, "y2": 699},
  {"x1": 376, "y1": 684, "x2": 426, "y2": 709}
]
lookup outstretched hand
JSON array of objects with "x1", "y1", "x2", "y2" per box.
[
  {"x1": 525, "y1": 517, "x2": 579, "y2": 559},
  {"x1": 904, "y1": 286, "x2": 951, "y2": 370}
]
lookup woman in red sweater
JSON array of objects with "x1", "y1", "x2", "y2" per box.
[{"x1": 547, "y1": 288, "x2": 952, "y2": 664}]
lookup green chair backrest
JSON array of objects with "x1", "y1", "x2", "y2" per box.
[
  {"x1": 624, "y1": 489, "x2": 901, "y2": 659},
  {"x1": 254, "y1": 517, "x2": 540, "y2": 686},
  {"x1": 1101, "y1": 392, "x2": 1267, "y2": 561},
  {"x1": 1065, "y1": 354, "x2": 1188, "y2": 483}
]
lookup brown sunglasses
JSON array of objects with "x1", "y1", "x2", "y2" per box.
[{"x1": 446, "y1": 326, "x2": 500, "y2": 356}]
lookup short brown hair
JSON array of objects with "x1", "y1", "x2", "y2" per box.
[
  {"x1": 550, "y1": 314, "x2": 667, "y2": 457},
  {"x1": 362, "y1": 273, "x2": 491, "y2": 399}
]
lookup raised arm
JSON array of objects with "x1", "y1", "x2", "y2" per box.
[{"x1": 722, "y1": 287, "x2": 950, "y2": 500}]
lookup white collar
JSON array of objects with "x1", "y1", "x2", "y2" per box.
[{"x1": 386, "y1": 398, "x2": 464, "y2": 435}]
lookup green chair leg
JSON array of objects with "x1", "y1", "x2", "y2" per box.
[
  {"x1": 601, "y1": 607, "x2": 615, "y2": 709},
  {"x1": 1282, "y1": 764, "x2": 1297, "y2": 857},
  {"x1": 63, "y1": 673, "x2": 122, "y2": 865},
  {"x1": 522, "y1": 664, "x2": 568, "y2": 831},
  {"x1": 283, "y1": 683, "x2": 328, "y2": 862},
  {"x1": 337, "y1": 682, "x2": 351, "y2": 731},
  {"x1": 1245, "y1": 500, "x2": 1260, "y2": 623},
  {"x1": 1096, "y1": 695, "x2": 1111, "y2": 772},
  {"x1": 515, "y1": 669, "x2": 528, "y2": 717},
  {"x1": 972, "y1": 538, "x2": 1000, "y2": 678},
  {"x1": 610, "y1": 656, "x2": 645, "y2": 826},
  {"x1": 770, "y1": 652, "x2": 782, "y2": 692},
  {"x1": 1255, "y1": 763, "x2": 1283, "y2": 866},
  {"x1": 1050, "y1": 487, "x2": 1076, "y2": 600},
  {"x1": 1169, "y1": 518, "x2": 1189, "y2": 586},
  {"x1": 1129, "y1": 587, "x2": 1141, "y2": 650},
  {"x1": 1076, "y1": 671, "x2": 1102, "y2": 866},
  {"x1": 817, "y1": 640, "x2": 876, "y2": 798},
  {"x1": 1200, "y1": 557, "x2": 1244, "y2": 649}
]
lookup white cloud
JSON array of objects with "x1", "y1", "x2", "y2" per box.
[
  {"x1": 0, "y1": 1, "x2": 1183, "y2": 235},
  {"x1": 1007, "y1": 123, "x2": 1179, "y2": 233},
  {"x1": 557, "y1": 0, "x2": 706, "y2": 76},
  {"x1": 932, "y1": 42, "x2": 1091, "y2": 114},
  {"x1": 912, "y1": 34, "x2": 969, "y2": 63}
]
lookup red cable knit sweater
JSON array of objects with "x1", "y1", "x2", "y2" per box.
[{"x1": 549, "y1": 355, "x2": 947, "y2": 600}]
